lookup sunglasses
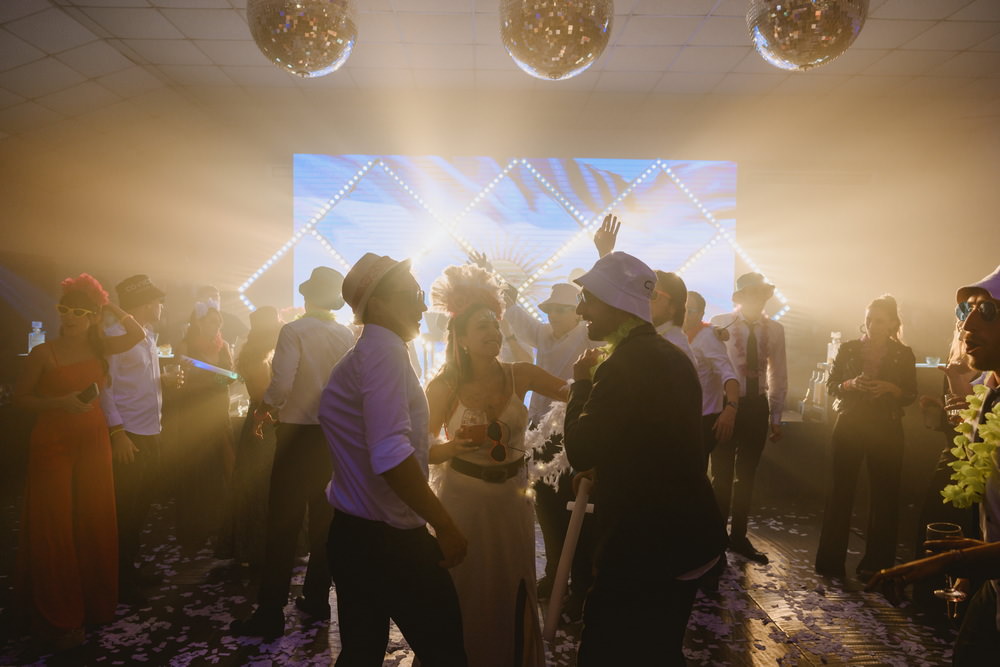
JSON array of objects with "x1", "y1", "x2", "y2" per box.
[
  {"x1": 57, "y1": 304, "x2": 96, "y2": 317},
  {"x1": 391, "y1": 288, "x2": 425, "y2": 306},
  {"x1": 957, "y1": 300, "x2": 999, "y2": 323},
  {"x1": 488, "y1": 420, "x2": 524, "y2": 462}
]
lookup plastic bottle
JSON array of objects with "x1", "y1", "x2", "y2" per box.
[{"x1": 28, "y1": 321, "x2": 45, "y2": 352}]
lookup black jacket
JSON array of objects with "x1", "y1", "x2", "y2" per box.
[
  {"x1": 827, "y1": 338, "x2": 917, "y2": 420},
  {"x1": 564, "y1": 323, "x2": 727, "y2": 582}
]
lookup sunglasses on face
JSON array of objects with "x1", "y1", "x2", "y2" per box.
[
  {"x1": 957, "y1": 300, "x2": 999, "y2": 323},
  {"x1": 392, "y1": 288, "x2": 425, "y2": 306},
  {"x1": 57, "y1": 304, "x2": 96, "y2": 317}
]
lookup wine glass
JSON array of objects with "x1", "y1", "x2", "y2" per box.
[
  {"x1": 459, "y1": 408, "x2": 488, "y2": 448},
  {"x1": 925, "y1": 522, "x2": 967, "y2": 617}
]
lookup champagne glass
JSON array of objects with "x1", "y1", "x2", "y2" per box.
[{"x1": 926, "y1": 522, "x2": 967, "y2": 618}]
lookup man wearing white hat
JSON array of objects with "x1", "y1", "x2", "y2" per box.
[
  {"x1": 231, "y1": 266, "x2": 354, "y2": 639},
  {"x1": 869, "y1": 264, "x2": 1000, "y2": 665},
  {"x1": 319, "y1": 253, "x2": 467, "y2": 666},
  {"x1": 565, "y1": 252, "x2": 727, "y2": 666},
  {"x1": 709, "y1": 271, "x2": 788, "y2": 565}
]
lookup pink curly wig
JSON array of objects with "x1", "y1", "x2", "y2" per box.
[
  {"x1": 430, "y1": 264, "x2": 505, "y2": 321},
  {"x1": 60, "y1": 273, "x2": 109, "y2": 308}
]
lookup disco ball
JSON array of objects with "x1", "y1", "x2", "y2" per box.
[
  {"x1": 747, "y1": 0, "x2": 868, "y2": 72},
  {"x1": 248, "y1": 0, "x2": 357, "y2": 78},
  {"x1": 500, "y1": 0, "x2": 614, "y2": 81}
]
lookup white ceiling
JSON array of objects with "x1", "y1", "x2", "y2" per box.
[{"x1": 0, "y1": 0, "x2": 999, "y2": 140}]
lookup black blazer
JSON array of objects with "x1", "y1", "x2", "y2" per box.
[
  {"x1": 827, "y1": 338, "x2": 917, "y2": 420},
  {"x1": 564, "y1": 323, "x2": 727, "y2": 582}
]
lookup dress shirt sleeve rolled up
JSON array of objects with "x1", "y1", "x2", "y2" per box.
[
  {"x1": 360, "y1": 342, "x2": 416, "y2": 475},
  {"x1": 262, "y1": 324, "x2": 299, "y2": 411},
  {"x1": 766, "y1": 322, "x2": 788, "y2": 424},
  {"x1": 504, "y1": 302, "x2": 546, "y2": 350}
]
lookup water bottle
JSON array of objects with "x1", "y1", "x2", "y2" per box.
[{"x1": 28, "y1": 321, "x2": 45, "y2": 352}]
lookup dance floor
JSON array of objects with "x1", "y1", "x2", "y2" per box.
[{"x1": 0, "y1": 496, "x2": 958, "y2": 666}]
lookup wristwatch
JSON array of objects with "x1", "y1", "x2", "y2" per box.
[{"x1": 723, "y1": 398, "x2": 739, "y2": 411}]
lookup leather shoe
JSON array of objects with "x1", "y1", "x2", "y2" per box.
[
  {"x1": 229, "y1": 609, "x2": 284, "y2": 640},
  {"x1": 294, "y1": 595, "x2": 331, "y2": 620},
  {"x1": 728, "y1": 537, "x2": 769, "y2": 564}
]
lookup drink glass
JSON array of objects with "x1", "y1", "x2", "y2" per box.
[
  {"x1": 925, "y1": 522, "x2": 967, "y2": 618},
  {"x1": 459, "y1": 408, "x2": 488, "y2": 447}
]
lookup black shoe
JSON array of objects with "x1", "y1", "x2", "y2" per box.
[
  {"x1": 229, "y1": 609, "x2": 284, "y2": 640},
  {"x1": 536, "y1": 575, "x2": 553, "y2": 600},
  {"x1": 728, "y1": 537, "x2": 769, "y2": 564},
  {"x1": 294, "y1": 595, "x2": 331, "y2": 621}
]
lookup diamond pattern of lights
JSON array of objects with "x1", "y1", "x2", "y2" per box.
[{"x1": 239, "y1": 158, "x2": 789, "y2": 321}]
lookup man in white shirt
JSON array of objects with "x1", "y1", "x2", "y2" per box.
[
  {"x1": 710, "y1": 272, "x2": 788, "y2": 565},
  {"x1": 651, "y1": 271, "x2": 698, "y2": 370},
  {"x1": 321, "y1": 253, "x2": 467, "y2": 666},
  {"x1": 683, "y1": 290, "x2": 740, "y2": 468},
  {"x1": 231, "y1": 266, "x2": 354, "y2": 640},
  {"x1": 101, "y1": 274, "x2": 177, "y2": 600}
]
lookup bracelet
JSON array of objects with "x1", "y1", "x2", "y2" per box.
[{"x1": 109, "y1": 426, "x2": 125, "y2": 436}]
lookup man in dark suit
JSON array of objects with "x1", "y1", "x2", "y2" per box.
[{"x1": 564, "y1": 251, "x2": 728, "y2": 667}]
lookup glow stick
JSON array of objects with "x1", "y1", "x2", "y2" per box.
[{"x1": 179, "y1": 355, "x2": 239, "y2": 381}]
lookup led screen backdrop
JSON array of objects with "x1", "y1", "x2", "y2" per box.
[{"x1": 282, "y1": 155, "x2": 739, "y2": 328}]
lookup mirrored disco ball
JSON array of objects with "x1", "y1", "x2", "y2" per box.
[
  {"x1": 747, "y1": 0, "x2": 868, "y2": 72},
  {"x1": 248, "y1": 0, "x2": 357, "y2": 78},
  {"x1": 500, "y1": 0, "x2": 614, "y2": 81}
]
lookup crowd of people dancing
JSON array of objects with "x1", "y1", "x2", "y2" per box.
[{"x1": 9, "y1": 214, "x2": 1000, "y2": 666}]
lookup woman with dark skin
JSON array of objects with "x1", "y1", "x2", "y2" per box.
[{"x1": 14, "y1": 274, "x2": 144, "y2": 650}]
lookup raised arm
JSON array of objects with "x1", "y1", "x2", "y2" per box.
[
  {"x1": 593, "y1": 213, "x2": 620, "y2": 258},
  {"x1": 101, "y1": 303, "x2": 146, "y2": 355},
  {"x1": 514, "y1": 362, "x2": 570, "y2": 403}
]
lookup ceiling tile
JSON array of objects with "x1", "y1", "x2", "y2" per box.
[
  {"x1": 835, "y1": 74, "x2": 910, "y2": 95},
  {"x1": 0, "y1": 0, "x2": 52, "y2": 24},
  {"x1": 156, "y1": 63, "x2": 234, "y2": 85},
  {"x1": 895, "y1": 76, "x2": 976, "y2": 96},
  {"x1": 407, "y1": 43, "x2": 474, "y2": 69},
  {"x1": 713, "y1": 72, "x2": 787, "y2": 94},
  {"x1": 973, "y1": 32, "x2": 1000, "y2": 51},
  {"x1": 603, "y1": 46, "x2": 680, "y2": 71},
  {"x1": 348, "y1": 67, "x2": 414, "y2": 89},
  {"x1": 341, "y1": 41, "x2": 405, "y2": 68},
  {"x1": 0, "y1": 56, "x2": 84, "y2": 97},
  {"x1": 397, "y1": 13, "x2": 474, "y2": 44},
  {"x1": 688, "y1": 15, "x2": 747, "y2": 46},
  {"x1": 0, "y1": 87, "x2": 24, "y2": 108},
  {"x1": 474, "y1": 12, "x2": 501, "y2": 45},
  {"x1": 710, "y1": 0, "x2": 747, "y2": 17},
  {"x1": 957, "y1": 76, "x2": 1000, "y2": 98},
  {"x1": 541, "y1": 69, "x2": 598, "y2": 90},
  {"x1": 152, "y1": 0, "x2": 230, "y2": 7},
  {"x1": 771, "y1": 74, "x2": 849, "y2": 95},
  {"x1": 903, "y1": 20, "x2": 1000, "y2": 50},
  {"x1": 474, "y1": 68, "x2": 532, "y2": 89},
  {"x1": 159, "y1": 8, "x2": 248, "y2": 40},
  {"x1": 98, "y1": 64, "x2": 165, "y2": 95},
  {"x1": 475, "y1": 44, "x2": 513, "y2": 70},
  {"x1": 124, "y1": 38, "x2": 212, "y2": 65},
  {"x1": 632, "y1": 0, "x2": 716, "y2": 15},
  {"x1": 801, "y1": 48, "x2": 890, "y2": 75},
  {"x1": 411, "y1": 68, "x2": 475, "y2": 88},
  {"x1": 930, "y1": 50, "x2": 1000, "y2": 76},
  {"x1": 295, "y1": 70, "x2": 356, "y2": 88},
  {"x1": 0, "y1": 28, "x2": 46, "y2": 72},
  {"x1": 222, "y1": 65, "x2": 297, "y2": 87},
  {"x1": 57, "y1": 39, "x2": 134, "y2": 77},
  {"x1": 65, "y1": 0, "x2": 150, "y2": 7},
  {"x1": 670, "y1": 46, "x2": 748, "y2": 72},
  {"x1": 6, "y1": 8, "x2": 97, "y2": 54},
  {"x1": 82, "y1": 8, "x2": 185, "y2": 39},
  {"x1": 733, "y1": 49, "x2": 783, "y2": 74},
  {"x1": 36, "y1": 80, "x2": 120, "y2": 115},
  {"x1": 952, "y1": 0, "x2": 1000, "y2": 21},
  {"x1": 616, "y1": 16, "x2": 701, "y2": 46},
  {"x1": 194, "y1": 39, "x2": 269, "y2": 67},
  {"x1": 863, "y1": 49, "x2": 960, "y2": 76},
  {"x1": 653, "y1": 71, "x2": 722, "y2": 93},
  {"x1": 593, "y1": 69, "x2": 660, "y2": 93},
  {"x1": 0, "y1": 100, "x2": 61, "y2": 133},
  {"x1": 390, "y1": 0, "x2": 474, "y2": 11},
  {"x1": 870, "y1": 0, "x2": 973, "y2": 20},
  {"x1": 851, "y1": 19, "x2": 936, "y2": 49},
  {"x1": 356, "y1": 12, "x2": 400, "y2": 43}
]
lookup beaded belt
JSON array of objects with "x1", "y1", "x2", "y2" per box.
[{"x1": 450, "y1": 456, "x2": 525, "y2": 484}]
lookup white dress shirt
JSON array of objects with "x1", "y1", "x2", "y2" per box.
[
  {"x1": 710, "y1": 311, "x2": 787, "y2": 425},
  {"x1": 320, "y1": 324, "x2": 429, "y2": 530},
  {"x1": 504, "y1": 303, "x2": 599, "y2": 423},
  {"x1": 688, "y1": 325, "x2": 739, "y2": 416},
  {"x1": 655, "y1": 321, "x2": 698, "y2": 370},
  {"x1": 262, "y1": 314, "x2": 355, "y2": 425},
  {"x1": 101, "y1": 323, "x2": 161, "y2": 436}
]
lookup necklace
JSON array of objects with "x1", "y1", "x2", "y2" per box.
[{"x1": 458, "y1": 360, "x2": 507, "y2": 418}]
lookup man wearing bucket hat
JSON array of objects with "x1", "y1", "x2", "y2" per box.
[
  {"x1": 868, "y1": 265, "x2": 1000, "y2": 665},
  {"x1": 709, "y1": 271, "x2": 788, "y2": 565},
  {"x1": 319, "y1": 253, "x2": 467, "y2": 666},
  {"x1": 564, "y1": 252, "x2": 727, "y2": 666},
  {"x1": 100, "y1": 274, "x2": 177, "y2": 601},
  {"x1": 231, "y1": 266, "x2": 354, "y2": 640}
]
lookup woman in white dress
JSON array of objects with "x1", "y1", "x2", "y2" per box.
[{"x1": 426, "y1": 264, "x2": 569, "y2": 667}]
